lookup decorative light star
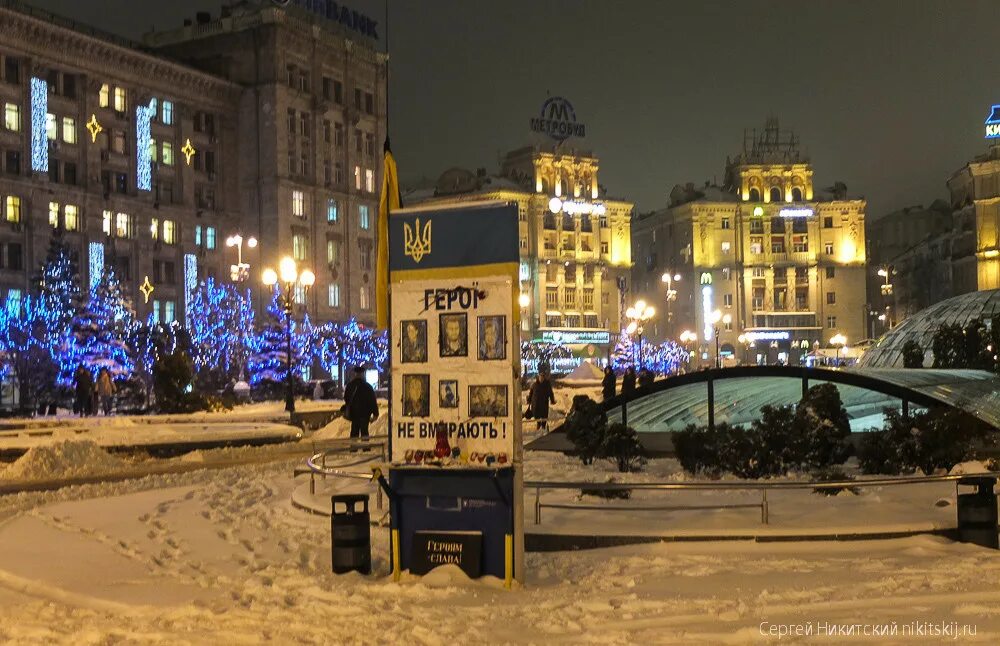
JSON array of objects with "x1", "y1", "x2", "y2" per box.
[
  {"x1": 139, "y1": 275, "x2": 155, "y2": 303},
  {"x1": 181, "y1": 138, "x2": 196, "y2": 165},
  {"x1": 86, "y1": 114, "x2": 103, "y2": 143}
]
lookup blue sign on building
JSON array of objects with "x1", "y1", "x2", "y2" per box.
[{"x1": 986, "y1": 105, "x2": 1000, "y2": 139}]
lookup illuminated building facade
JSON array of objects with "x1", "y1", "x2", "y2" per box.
[
  {"x1": 633, "y1": 120, "x2": 867, "y2": 366},
  {"x1": 408, "y1": 145, "x2": 633, "y2": 350},
  {"x1": 0, "y1": 1, "x2": 384, "y2": 325},
  {"x1": 946, "y1": 143, "x2": 1000, "y2": 297}
]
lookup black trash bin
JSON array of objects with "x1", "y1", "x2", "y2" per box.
[
  {"x1": 957, "y1": 476, "x2": 999, "y2": 549},
  {"x1": 331, "y1": 494, "x2": 371, "y2": 574}
]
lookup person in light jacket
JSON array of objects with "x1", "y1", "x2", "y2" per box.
[{"x1": 96, "y1": 368, "x2": 116, "y2": 416}]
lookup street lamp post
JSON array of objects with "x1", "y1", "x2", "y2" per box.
[
  {"x1": 227, "y1": 234, "x2": 258, "y2": 282},
  {"x1": 830, "y1": 333, "x2": 848, "y2": 365},
  {"x1": 679, "y1": 330, "x2": 697, "y2": 368},
  {"x1": 710, "y1": 309, "x2": 732, "y2": 369},
  {"x1": 262, "y1": 256, "x2": 315, "y2": 414},
  {"x1": 660, "y1": 272, "x2": 681, "y2": 333},
  {"x1": 625, "y1": 299, "x2": 656, "y2": 370}
]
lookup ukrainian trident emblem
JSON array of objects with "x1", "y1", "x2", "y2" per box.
[{"x1": 403, "y1": 217, "x2": 432, "y2": 263}]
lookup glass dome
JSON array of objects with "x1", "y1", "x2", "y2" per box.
[{"x1": 859, "y1": 289, "x2": 1000, "y2": 368}]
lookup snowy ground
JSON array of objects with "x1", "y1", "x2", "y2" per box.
[{"x1": 1, "y1": 459, "x2": 999, "y2": 644}]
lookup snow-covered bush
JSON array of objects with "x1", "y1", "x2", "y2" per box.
[
  {"x1": 600, "y1": 422, "x2": 645, "y2": 473},
  {"x1": 563, "y1": 395, "x2": 606, "y2": 465},
  {"x1": 858, "y1": 407, "x2": 993, "y2": 475}
]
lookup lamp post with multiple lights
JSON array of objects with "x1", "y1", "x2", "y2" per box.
[
  {"x1": 709, "y1": 309, "x2": 732, "y2": 368},
  {"x1": 625, "y1": 299, "x2": 656, "y2": 370},
  {"x1": 227, "y1": 234, "x2": 258, "y2": 282},
  {"x1": 262, "y1": 256, "x2": 315, "y2": 414},
  {"x1": 830, "y1": 333, "x2": 848, "y2": 365}
]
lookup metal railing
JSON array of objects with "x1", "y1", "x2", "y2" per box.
[
  {"x1": 525, "y1": 473, "x2": 977, "y2": 526},
  {"x1": 302, "y1": 435, "x2": 388, "y2": 511}
]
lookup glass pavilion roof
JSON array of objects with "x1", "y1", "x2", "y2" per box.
[{"x1": 859, "y1": 289, "x2": 1000, "y2": 368}]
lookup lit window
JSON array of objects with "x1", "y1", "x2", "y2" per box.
[
  {"x1": 46, "y1": 113, "x2": 56, "y2": 140},
  {"x1": 328, "y1": 283, "x2": 340, "y2": 307},
  {"x1": 153, "y1": 300, "x2": 162, "y2": 323},
  {"x1": 292, "y1": 190, "x2": 304, "y2": 217},
  {"x1": 293, "y1": 233, "x2": 308, "y2": 261},
  {"x1": 113, "y1": 87, "x2": 127, "y2": 112},
  {"x1": 162, "y1": 100, "x2": 173, "y2": 125},
  {"x1": 5, "y1": 196, "x2": 21, "y2": 223},
  {"x1": 294, "y1": 284, "x2": 306, "y2": 305},
  {"x1": 64, "y1": 204, "x2": 78, "y2": 231},
  {"x1": 164, "y1": 300, "x2": 175, "y2": 323},
  {"x1": 99, "y1": 84, "x2": 109, "y2": 108},
  {"x1": 824, "y1": 241, "x2": 834, "y2": 255},
  {"x1": 359, "y1": 286, "x2": 370, "y2": 310},
  {"x1": 163, "y1": 219, "x2": 176, "y2": 244},
  {"x1": 365, "y1": 168, "x2": 374, "y2": 193},
  {"x1": 102, "y1": 209, "x2": 112, "y2": 235},
  {"x1": 826, "y1": 267, "x2": 835, "y2": 279},
  {"x1": 826, "y1": 291, "x2": 836, "y2": 305},
  {"x1": 149, "y1": 138, "x2": 157, "y2": 162},
  {"x1": 206, "y1": 227, "x2": 216, "y2": 250},
  {"x1": 49, "y1": 202, "x2": 59, "y2": 227},
  {"x1": 115, "y1": 212, "x2": 131, "y2": 238},
  {"x1": 162, "y1": 141, "x2": 174, "y2": 166},
  {"x1": 62, "y1": 116, "x2": 76, "y2": 144},
  {"x1": 150, "y1": 218, "x2": 158, "y2": 239},
  {"x1": 327, "y1": 198, "x2": 338, "y2": 222},
  {"x1": 358, "y1": 205, "x2": 370, "y2": 230},
  {"x1": 826, "y1": 316, "x2": 837, "y2": 328},
  {"x1": 195, "y1": 225, "x2": 202, "y2": 246},
  {"x1": 721, "y1": 218, "x2": 730, "y2": 230},
  {"x1": 354, "y1": 165, "x2": 361, "y2": 190},
  {"x1": 721, "y1": 241, "x2": 731, "y2": 254},
  {"x1": 4, "y1": 103, "x2": 20, "y2": 131},
  {"x1": 326, "y1": 239, "x2": 339, "y2": 264}
]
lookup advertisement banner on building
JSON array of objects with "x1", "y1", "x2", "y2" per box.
[{"x1": 388, "y1": 201, "x2": 522, "y2": 583}]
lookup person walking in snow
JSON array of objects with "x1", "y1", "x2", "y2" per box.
[
  {"x1": 621, "y1": 366, "x2": 637, "y2": 397},
  {"x1": 344, "y1": 366, "x2": 378, "y2": 441},
  {"x1": 96, "y1": 368, "x2": 116, "y2": 415},
  {"x1": 528, "y1": 372, "x2": 556, "y2": 431},
  {"x1": 73, "y1": 365, "x2": 94, "y2": 417},
  {"x1": 601, "y1": 366, "x2": 616, "y2": 401}
]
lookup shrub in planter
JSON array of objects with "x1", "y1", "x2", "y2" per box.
[
  {"x1": 859, "y1": 407, "x2": 994, "y2": 475},
  {"x1": 564, "y1": 395, "x2": 607, "y2": 465},
  {"x1": 673, "y1": 423, "x2": 727, "y2": 476},
  {"x1": 857, "y1": 427, "x2": 904, "y2": 475},
  {"x1": 741, "y1": 404, "x2": 797, "y2": 478},
  {"x1": 600, "y1": 422, "x2": 646, "y2": 473},
  {"x1": 792, "y1": 383, "x2": 852, "y2": 470}
]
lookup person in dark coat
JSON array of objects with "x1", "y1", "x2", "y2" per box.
[
  {"x1": 73, "y1": 365, "x2": 94, "y2": 417},
  {"x1": 528, "y1": 372, "x2": 556, "y2": 430},
  {"x1": 344, "y1": 366, "x2": 379, "y2": 440},
  {"x1": 601, "y1": 366, "x2": 616, "y2": 401},
  {"x1": 621, "y1": 366, "x2": 637, "y2": 397},
  {"x1": 638, "y1": 368, "x2": 654, "y2": 389}
]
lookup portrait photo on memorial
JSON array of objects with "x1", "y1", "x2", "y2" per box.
[
  {"x1": 400, "y1": 319, "x2": 428, "y2": 363},
  {"x1": 438, "y1": 379, "x2": 459, "y2": 409},
  {"x1": 477, "y1": 315, "x2": 507, "y2": 361},
  {"x1": 439, "y1": 312, "x2": 468, "y2": 357},
  {"x1": 402, "y1": 374, "x2": 431, "y2": 417},
  {"x1": 469, "y1": 384, "x2": 508, "y2": 418}
]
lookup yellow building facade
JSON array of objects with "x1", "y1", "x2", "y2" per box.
[
  {"x1": 410, "y1": 145, "x2": 632, "y2": 350},
  {"x1": 633, "y1": 121, "x2": 867, "y2": 365}
]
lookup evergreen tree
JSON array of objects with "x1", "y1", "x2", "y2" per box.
[
  {"x1": 187, "y1": 278, "x2": 255, "y2": 388},
  {"x1": 0, "y1": 296, "x2": 59, "y2": 411},
  {"x1": 34, "y1": 233, "x2": 81, "y2": 338},
  {"x1": 247, "y1": 289, "x2": 311, "y2": 385},
  {"x1": 64, "y1": 267, "x2": 136, "y2": 382},
  {"x1": 901, "y1": 340, "x2": 924, "y2": 368}
]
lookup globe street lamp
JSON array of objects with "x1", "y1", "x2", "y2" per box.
[
  {"x1": 625, "y1": 299, "x2": 656, "y2": 370},
  {"x1": 679, "y1": 329, "x2": 697, "y2": 367},
  {"x1": 737, "y1": 333, "x2": 755, "y2": 365},
  {"x1": 227, "y1": 234, "x2": 258, "y2": 282},
  {"x1": 710, "y1": 309, "x2": 732, "y2": 368},
  {"x1": 830, "y1": 333, "x2": 848, "y2": 365},
  {"x1": 262, "y1": 256, "x2": 315, "y2": 414}
]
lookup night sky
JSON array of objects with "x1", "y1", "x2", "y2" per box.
[{"x1": 26, "y1": 0, "x2": 1000, "y2": 216}]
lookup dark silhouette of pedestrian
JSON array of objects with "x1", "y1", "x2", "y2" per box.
[
  {"x1": 601, "y1": 366, "x2": 616, "y2": 401},
  {"x1": 528, "y1": 372, "x2": 556, "y2": 430},
  {"x1": 621, "y1": 366, "x2": 637, "y2": 397},
  {"x1": 344, "y1": 366, "x2": 379, "y2": 441},
  {"x1": 638, "y1": 368, "x2": 654, "y2": 389},
  {"x1": 73, "y1": 365, "x2": 94, "y2": 417}
]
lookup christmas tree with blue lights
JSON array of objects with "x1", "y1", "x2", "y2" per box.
[
  {"x1": 187, "y1": 278, "x2": 256, "y2": 387},
  {"x1": 64, "y1": 267, "x2": 136, "y2": 382},
  {"x1": 247, "y1": 288, "x2": 311, "y2": 385}
]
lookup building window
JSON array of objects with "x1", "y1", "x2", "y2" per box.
[
  {"x1": 162, "y1": 100, "x2": 173, "y2": 125},
  {"x1": 292, "y1": 233, "x2": 308, "y2": 261},
  {"x1": 150, "y1": 217, "x2": 158, "y2": 239},
  {"x1": 115, "y1": 212, "x2": 131, "y2": 238},
  {"x1": 359, "y1": 286, "x2": 370, "y2": 310},
  {"x1": 292, "y1": 190, "x2": 304, "y2": 217},
  {"x1": 327, "y1": 198, "x2": 338, "y2": 222},
  {"x1": 359, "y1": 205, "x2": 370, "y2": 230},
  {"x1": 113, "y1": 87, "x2": 127, "y2": 112},
  {"x1": 748, "y1": 188, "x2": 760, "y2": 201},
  {"x1": 826, "y1": 316, "x2": 837, "y2": 329},
  {"x1": 749, "y1": 237, "x2": 763, "y2": 254},
  {"x1": 823, "y1": 216, "x2": 833, "y2": 228},
  {"x1": 62, "y1": 116, "x2": 76, "y2": 144},
  {"x1": 326, "y1": 239, "x2": 339, "y2": 264},
  {"x1": 545, "y1": 287, "x2": 558, "y2": 308},
  {"x1": 162, "y1": 141, "x2": 174, "y2": 166},
  {"x1": 564, "y1": 287, "x2": 576, "y2": 308},
  {"x1": 792, "y1": 187, "x2": 803, "y2": 201},
  {"x1": 824, "y1": 241, "x2": 834, "y2": 255},
  {"x1": 5, "y1": 288, "x2": 22, "y2": 312},
  {"x1": 287, "y1": 108, "x2": 296, "y2": 135},
  {"x1": 546, "y1": 313, "x2": 562, "y2": 328},
  {"x1": 4, "y1": 103, "x2": 20, "y2": 131},
  {"x1": 299, "y1": 112, "x2": 309, "y2": 138},
  {"x1": 65, "y1": 204, "x2": 78, "y2": 231},
  {"x1": 769, "y1": 187, "x2": 782, "y2": 202},
  {"x1": 335, "y1": 162, "x2": 344, "y2": 185},
  {"x1": 359, "y1": 243, "x2": 372, "y2": 270},
  {"x1": 328, "y1": 283, "x2": 340, "y2": 307},
  {"x1": 752, "y1": 267, "x2": 765, "y2": 278},
  {"x1": 583, "y1": 288, "x2": 594, "y2": 309},
  {"x1": 99, "y1": 83, "x2": 109, "y2": 107},
  {"x1": 112, "y1": 130, "x2": 126, "y2": 154},
  {"x1": 163, "y1": 219, "x2": 176, "y2": 244},
  {"x1": 46, "y1": 113, "x2": 57, "y2": 140},
  {"x1": 206, "y1": 226, "x2": 216, "y2": 250},
  {"x1": 750, "y1": 219, "x2": 764, "y2": 234},
  {"x1": 826, "y1": 291, "x2": 836, "y2": 305},
  {"x1": 600, "y1": 242, "x2": 608, "y2": 254},
  {"x1": 293, "y1": 283, "x2": 306, "y2": 305},
  {"x1": 354, "y1": 165, "x2": 361, "y2": 190},
  {"x1": 721, "y1": 241, "x2": 731, "y2": 254},
  {"x1": 334, "y1": 122, "x2": 344, "y2": 146},
  {"x1": 792, "y1": 235, "x2": 808, "y2": 253},
  {"x1": 5, "y1": 195, "x2": 21, "y2": 222},
  {"x1": 771, "y1": 237, "x2": 785, "y2": 253},
  {"x1": 102, "y1": 210, "x2": 112, "y2": 235},
  {"x1": 723, "y1": 293, "x2": 733, "y2": 307},
  {"x1": 300, "y1": 152, "x2": 309, "y2": 176},
  {"x1": 721, "y1": 217, "x2": 730, "y2": 230},
  {"x1": 365, "y1": 168, "x2": 375, "y2": 193},
  {"x1": 826, "y1": 266, "x2": 835, "y2": 279}
]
